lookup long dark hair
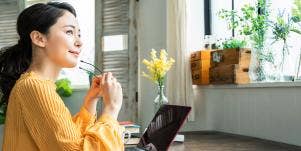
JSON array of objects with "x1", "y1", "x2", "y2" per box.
[{"x1": 0, "y1": 2, "x2": 76, "y2": 111}]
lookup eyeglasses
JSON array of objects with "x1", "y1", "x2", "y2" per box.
[{"x1": 79, "y1": 60, "x2": 102, "y2": 76}]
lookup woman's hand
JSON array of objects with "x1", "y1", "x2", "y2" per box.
[
  {"x1": 86, "y1": 75, "x2": 104, "y2": 100},
  {"x1": 83, "y1": 75, "x2": 104, "y2": 115},
  {"x1": 100, "y1": 72, "x2": 123, "y2": 120}
]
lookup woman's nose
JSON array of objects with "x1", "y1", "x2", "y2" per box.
[{"x1": 75, "y1": 37, "x2": 82, "y2": 48}]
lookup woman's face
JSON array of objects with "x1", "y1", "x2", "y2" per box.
[{"x1": 44, "y1": 11, "x2": 82, "y2": 68}]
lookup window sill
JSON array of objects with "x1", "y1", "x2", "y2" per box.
[
  {"x1": 72, "y1": 85, "x2": 90, "y2": 91},
  {"x1": 196, "y1": 81, "x2": 301, "y2": 89}
]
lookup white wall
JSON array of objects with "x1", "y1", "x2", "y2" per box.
[
  {"x1": 203, "y1": 86, "x2": 301, "y2": 146},
  {"x1": 137, "y1": 0, "x2": 167, "y2": 129}
]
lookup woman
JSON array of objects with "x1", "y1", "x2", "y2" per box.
[{"x1": 0, "y1": 2, "x2": 124, "y2": 151}]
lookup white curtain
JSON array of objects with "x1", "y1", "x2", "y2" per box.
[
  {"x1": 166, "y1": 0, "x2": 198, "y2": 121},
  {"x1": 166, "y1": 0, "x2": 204, "y2": 121}
]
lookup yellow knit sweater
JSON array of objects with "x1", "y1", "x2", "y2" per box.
[{"x1": 2, "y1": 71, "x2": 124, "y2": 151}]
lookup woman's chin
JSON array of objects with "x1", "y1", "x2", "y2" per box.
[
  {"x1": 66, "y1": 63, "x2": 77, "y2": 68},
  {"x1": 63, "y1": 60, "x2": 78, "y2": 68}
]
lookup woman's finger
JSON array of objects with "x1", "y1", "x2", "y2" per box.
[
  {"x1": 112, "y1": 77, "x2": 117, "y2": 83},
  {"x1": 102, "y1": 73, "x2": 107, "y2": 85},
  {"x1": 106, "y1": 72, "x2": 113, "y2": 82},
  {"x1": 91, "y1": 77, "x2": 99, "y2": 87},
  {"x1": 111, "y1": 77, "x2": 117, "y2": 86},
  {"x1": 93, "y1": 75, "x2": 102, "y2": 84}
]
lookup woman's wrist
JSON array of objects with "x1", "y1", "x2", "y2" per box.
[
  {"x1": 84, "y1": 93, "x2": 99, "y2": 103},
  {"x1": 83, "y1": 95, "x2": 98, "y2": 115},
  {"x1": 102, "y1": 106, "x2": 120, "y2": 120}
]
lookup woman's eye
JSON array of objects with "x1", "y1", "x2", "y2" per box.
[{"x1": 66, "y1": 30, "x2": 73, "y2": 35}]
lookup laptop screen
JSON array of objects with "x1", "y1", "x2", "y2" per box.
[{"x1": 137, "y1": 105, "x2": 191, "y2": 151}]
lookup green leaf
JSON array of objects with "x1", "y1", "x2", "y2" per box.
[
  {"x1": 0, "y1": 114, "x2": 5, "y2": 124},
  {"x1": 222, "y1": 38, "x2": 247, "y2": 49},
  {"x1": 291, "y1": 28, "x2": 301, "y2": 34},
  {"x1": 55, "y1": 78, "x2": 73, "y2": 97}
]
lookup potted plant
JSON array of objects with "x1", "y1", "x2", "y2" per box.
[
  {"x1": 55, "y1": 78, "x2": 73, "y2": 97},
  {"x1": 218, "y1": 38, "x2": 247, "y2": 49},
  {"x1": 218, "y1": 0, "x2": 274, "y2": 81}
]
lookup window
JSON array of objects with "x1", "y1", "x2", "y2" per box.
[
  {"x1": 211, "y1": 0, "x2": 232, "y2": 39},
  {"x1": 209, "y1": 0, "x2": 301, "y2": 82},
  {"x1": 186, "y1": 0, "x2": 203, "y2": 51},
  {"x1": 103, "y1": 35, "x2": 128, "y2": 51},
  {"x1": 268, "y1": 0, "x2": 301, "y2": 77},
  {"x1": 0, "y1": 0, "x2": 18, "y2": 48}
]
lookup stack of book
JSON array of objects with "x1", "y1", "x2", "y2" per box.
[{"x1": 119, "y1": 121, "x2": 141, "y2": 146}]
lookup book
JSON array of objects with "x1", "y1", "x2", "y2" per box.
[
  {"x1": 124, "y1": 135, "x2": 140, "y2": 145},
  {"x1": 119, "y1": 121, "x2": 141, "y2": 134}
]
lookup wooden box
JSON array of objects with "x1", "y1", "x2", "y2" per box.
[
  {"x1": 190, "y1": 50, "x2": 211, "y2": 61},
  {"x1": 190, "y1": 50, "x2": 211, "y2": 85},
  {"x1": 210, "y1": 48, "x2": 251, "y2": 69},
  {"x1": 209, "y1": 64, "x2": 250, "y2": 84},
  {"x1": 190, "y1": 60, "x2": 210, "y2": 71},
  {"x1": 191, "y1": 69, "x2": 209, "y2": 85}
]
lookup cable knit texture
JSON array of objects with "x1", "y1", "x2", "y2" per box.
[{"x1": 2, "y1": 71, "x2": 124, "y2": 151}]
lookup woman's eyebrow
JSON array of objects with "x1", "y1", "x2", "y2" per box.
[
  {"x1": 63, "y1": 25, "x2": 75, "y2": 29},
  {"x1": 63, "y1": 25, "x2": 80, "y2": 32}
]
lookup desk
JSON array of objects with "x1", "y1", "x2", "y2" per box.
[{"x1": 168, "y1": 131, "x2": 301, "y2": 151}]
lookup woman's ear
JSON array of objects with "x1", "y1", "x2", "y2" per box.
[{"x1": 30, "y1": 31, "x2": 47, "y2": 47}]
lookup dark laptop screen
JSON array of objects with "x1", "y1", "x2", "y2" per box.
[{"x1": 137, "y1": 105, "x2": 191, "y2": 151}]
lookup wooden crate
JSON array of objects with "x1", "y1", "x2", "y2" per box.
[
  {"x1": 210, "y1": 48, "x2": 251, "y2": 69},
  {"x1": 190, "y1": 50, "x2": 211, "y2": 61},
  {"x1": 190, "y1": 60, "x2": 210, "y2": 71},
  {"x1": 191, "y1": 69, "x2": 209, "y2": 85},
  {"x1": 190, "y1": 50, "x2": 211, "y2": 85},
  {"x1": 209, "y1": 64, "x2": 250, "y2": 84}
]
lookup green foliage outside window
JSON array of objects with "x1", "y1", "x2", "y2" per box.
[{"x1": 292, "y1": 0, "x2": 301, "y2": 21}]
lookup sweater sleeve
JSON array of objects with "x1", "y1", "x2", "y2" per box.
[
  {"x1": 72, "y1": 107, "x2": 96, "y2": 134},
  {"x1": 17, "y1": 79, "x2": 124, "y2": 151}
]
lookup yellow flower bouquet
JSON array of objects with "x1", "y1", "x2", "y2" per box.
[
  {"x1": 142, "y1": 49, "x2": 175, "y2": 110},
  {"x1": 142, "y1": 49, "x2": 175, "y2": 86}
]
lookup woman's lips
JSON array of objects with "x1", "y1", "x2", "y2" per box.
[{"x1": 68, "y1": 50, "x2": 80, "y2": 57}]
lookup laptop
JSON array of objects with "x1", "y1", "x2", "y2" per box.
[{"x1": 125, "y1": 105, "x2": 191, "y2": 151}]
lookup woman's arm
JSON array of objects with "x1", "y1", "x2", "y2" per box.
[
  {"x1": 82, "y1": 72, "x2": 123, "y2": 120},
  {"x1": 73, "y1": 72, "x2": 123, "y2": 134},
  {"x1": 18, "y1": 78, "x2": 124, "y2": 151},
  {"x1": 72, "y1": 76, "x2": 102, "y2": 132},
  {"x1": 82, "y1": 75, "x2": 103, "y2": 116}
]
